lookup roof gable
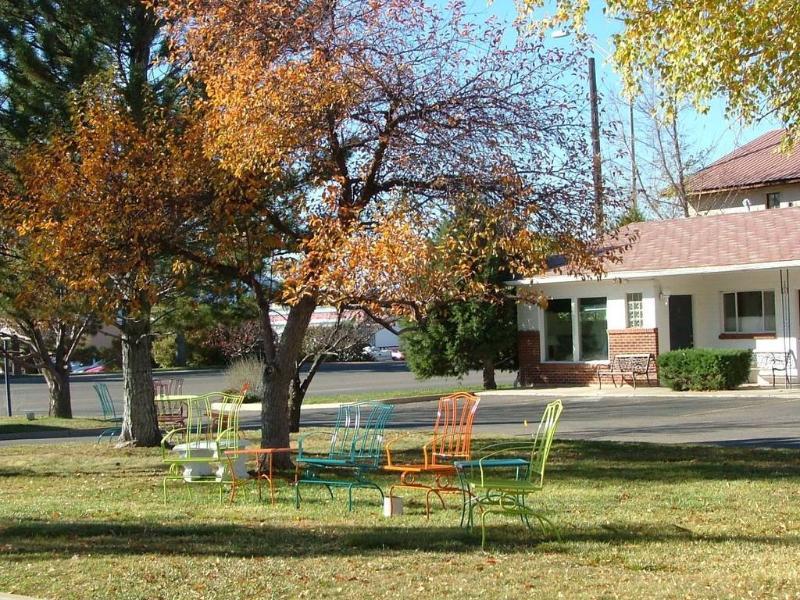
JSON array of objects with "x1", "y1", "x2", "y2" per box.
[{"x1": 688, "y1": 129, "x2": 800, "y2": 194}]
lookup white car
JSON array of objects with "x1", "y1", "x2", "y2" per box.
[{"x1": 365, "y1": 346, "x2": 393, "y2": 361}]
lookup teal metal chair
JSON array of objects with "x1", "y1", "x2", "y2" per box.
[
  {"x1": 295, "y1": 401, "x2": 395, "y2": 511},
  {"x1": 463, "y1": 399, "x2": 563, "y2": 549},
  {"x1": 94, "y1": 383, "x2": 122, "y2": 442},
  {"x1": 160, "y1": 392, "x2": 245, "y2": 502}
]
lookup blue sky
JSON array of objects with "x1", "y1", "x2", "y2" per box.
[{"x1": 456, "y1": 0, "x2": 780, "y2": 165}]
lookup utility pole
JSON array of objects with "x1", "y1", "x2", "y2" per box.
[
  {"x1": 588, "y1": 57, "x2": 604, "y2": 235},
  {"x1": 629, "y1": 100, "x2": 637, "y2": 213}
]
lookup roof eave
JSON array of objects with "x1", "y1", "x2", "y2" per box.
[{"x1": 515, "y1": 258, "x2": 800, "y2": 285}]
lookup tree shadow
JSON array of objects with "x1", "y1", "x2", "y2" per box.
[
  {"x1": 546, "y1": 440, "x2": 800, "y2": 483},
  {"x1": 1, "y1": 519, "x2": 797, "y2": 561}
]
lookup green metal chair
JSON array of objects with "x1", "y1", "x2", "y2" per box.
[
  {"x1": 93, "y1": 383, "x2": 122, "y2": 442},
  {"x1": 160, "y1": 392, "x2": 245, "y2": 502},
  {"x1": 295, "y1": 401, "x2": 395, "y2": 511},
  {"x1": 464, "y1": 399, "x2": 563, "y2": 549}
]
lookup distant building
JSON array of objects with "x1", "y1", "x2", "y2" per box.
[{"x1": 688, "y1": 129, "x2": 800, "y2": 215}]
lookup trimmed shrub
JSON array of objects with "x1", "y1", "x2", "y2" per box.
[{"x1": 658, "y1": 348, "x2": 752, "y2": 391}]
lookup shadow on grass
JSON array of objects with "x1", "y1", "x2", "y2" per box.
[
  {"x1": 1, "y1": 519, "x2": 797, "y2": 560},
  {"x1": 0, "y1": 424, "x2": 86, "y2": 435},
  {"x1": 545, "y1": 440, "x2": 800, "y2": 483}
]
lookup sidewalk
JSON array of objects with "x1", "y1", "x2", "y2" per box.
[{"x1": 479, "y1": 383, "x2": 800, "y2": 400}]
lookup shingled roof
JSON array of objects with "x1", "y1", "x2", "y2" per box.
[
  {"x1": 530, "y1": 207, "x2": 800, "y2": 282},
  {"x1": 688, "y1": 129, "x2": 800, "y2": 194}
]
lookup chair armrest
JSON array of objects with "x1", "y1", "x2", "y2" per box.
[
  {"x1": 477, "y1": 444, "x2": 534, "y2": 486},
  {"x1": 160, "y1": 427, "x2": 187, "y2": 459},
  {"x1": 384, "y1": 432, "x2": 421, "y2": 467},
  {"x1": 296, "y1": 431, "x2": 335, "y2": 460}
]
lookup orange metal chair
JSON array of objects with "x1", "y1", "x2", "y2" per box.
[{"x1": 384, "y1": 392, "x2": 480, "y2": 517}]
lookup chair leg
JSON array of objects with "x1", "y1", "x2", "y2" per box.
[{"x1": 480, "y1": 510, "x2": 489, "y2": 549}]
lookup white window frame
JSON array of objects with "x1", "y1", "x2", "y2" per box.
[
  {"x1": 542, "y1": 296, "x2": 609, "y2": 363},
  {"x1": 721, "y1": 290, "x2": 776, "y2": 334},
  {"x1": 543, "y1": 298, "x2": 574, "y2": 362}
]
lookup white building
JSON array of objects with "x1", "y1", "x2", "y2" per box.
[{"x1": 515, "y1": 130, "x2": 800, "y2": 385}]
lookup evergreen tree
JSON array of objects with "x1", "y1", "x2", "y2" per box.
[{"x1": 403, "y1": 296, "x2": 518, "y2": 390}]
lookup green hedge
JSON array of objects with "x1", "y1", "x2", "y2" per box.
[{"x1": 657, "y1": 348, "x2": 752, "y2": 391}]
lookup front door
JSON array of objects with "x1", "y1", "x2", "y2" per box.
[{"x1": 669, "y1": 295, "x2": 694, "y2": 350}]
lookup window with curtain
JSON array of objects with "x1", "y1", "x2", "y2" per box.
[{"x1": 722, "y1": 291, "x2": 776, "y2": 333}]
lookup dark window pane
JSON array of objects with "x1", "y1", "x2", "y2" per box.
[
  {"x1": 545, "y1": 298, "x2": 573, "y2": 361},
  {"x1": 764, "y1": 291, "x2": 776, "y2": 331},
  {"x1": 737, "y1": 291, "x2": 762, "y2": 333},
  {"x1": 579, "y1": 297, "x2": 607, "y2": 361}
]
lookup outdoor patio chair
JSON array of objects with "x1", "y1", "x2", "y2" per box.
[
  {"x1": 461, "y1": 399, "x2": 563, "y2": 549},
  {"x1": 384, "y1": 392, "x2": 480, "y2": 517},
  {"x1": 153, "y1": 380, "x2": 188, "y2": 431},
  {"x1": 93, "y1": 383, "x2": 122, "y2": 442},
  {"x1": 294, "y1": 401, "x2": 395, "y2": 511},
  {"x1": 160, "y1": 392, "x2": 246, "y2": 502}
]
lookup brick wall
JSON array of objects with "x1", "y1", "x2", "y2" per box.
[
  {"x1": 607, "y1": 328, "x2": 659, "y2": 359},
  {"x1": 518, "y1": 328, "x2": 659, "y2": 386}
]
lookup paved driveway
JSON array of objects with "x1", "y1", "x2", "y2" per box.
[
  {"x1": 2, "y1": 363, "x2": 515, "y2": 417},
  {"x1": 300, "y1": 393, "x2": 800, "y2": 448}
]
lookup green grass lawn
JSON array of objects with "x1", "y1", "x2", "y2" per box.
[{"x1": 2, "y1": 436, "x2": 800, "y2": 599}]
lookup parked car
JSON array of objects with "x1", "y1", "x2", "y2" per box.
[
  {"x1": 71, "y1": 360, "x2": 106, "y2": 374},
  {"x1": 364, "y1": 346, "x2": 393, "y2": 361},
  {"x1": 391, "y1": 349, "x2": 405, "y2": 361}
]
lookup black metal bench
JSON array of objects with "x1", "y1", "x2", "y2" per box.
[{"x1": 597, "y1": 353, "x2": 655, "y2": 389}]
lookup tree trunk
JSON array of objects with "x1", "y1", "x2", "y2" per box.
[
  {"x1": 482, "y1": 357, "x2": 497, "y2": 390},
  {"x1": 175, "y1": 331, "x2": 187, "y2": 367},
  {"x1": 288, "y1": 372, "x2": 303, "y2": 434},
  {"x1": 42, "y1": 365, "x2": 72, "y2": 418},
  {"x1": 119, "y1": 313, "x2": 160, "y2": 446},
  {"x1": 261, "y1": 294, "x2": 317, "y2": 467},
  {"x1": 288, "y1": 353, "x2": 326, "y2": 433}
]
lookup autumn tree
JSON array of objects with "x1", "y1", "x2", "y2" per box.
[
  {"x1": 401, "y1": 213, "x2": 519, "y2": 390},
  {"x1": 0, "y1": 245, "x2": 97, "y2": 417},
  {"x1": 520, "y1": 0, "x2": 800, "y2": 146},
  {"x1": 288, "y1": 315, "x2": 378, "y2": 432},
  {"x1": 159, "y1": 0, "x2": 614, "y2": 457},
  {"x1": 9, "y1": 77, "x2": 210, "y2": 445},
  {"x1": 0, "y1": 1, "x2": 128, "y2": 417}
]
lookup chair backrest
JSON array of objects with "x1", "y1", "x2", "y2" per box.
[
  {"x1": 527, "y1": 399, "x2": 563, "y2": 487},
  {"x1": 168, "y1": 377, "x2": 184, "y2": 395},
  {"x1": 328, "y1": 402, "x2": 395, "y2": 467},
  {"x1": 207, "y1": 393, "x2": 245, "y2": 440},
  {"x1": 167, "y1": 394, "x2": 207, "y2": 454},
  {"x1": 93, "y1": 383, "x2": 117, "y2": 420},
  {"x1": 430, "y1": 392, "x2": 481, "y2": 464},
  {"x1": 615, "y1": 354, "x2": 652, "y2": 374}
]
